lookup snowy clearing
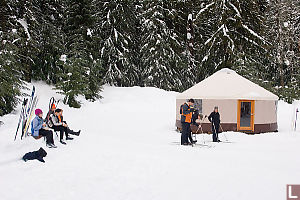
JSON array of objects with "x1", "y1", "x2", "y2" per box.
[{"x1": 0, "y1": 82, "x2": 299, "y2": 200}]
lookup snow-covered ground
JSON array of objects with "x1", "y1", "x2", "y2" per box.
[{"x1": 0, "y1": 82, "x2": 299, "y2": 200}]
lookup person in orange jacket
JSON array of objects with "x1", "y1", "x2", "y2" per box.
[{"x1": 180, "y1": 99, "x2": 195, "y2": 145}]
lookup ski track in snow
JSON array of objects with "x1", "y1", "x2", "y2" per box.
[{"x1": 0, "y1": 82, "x2": 300, "y2": 200}]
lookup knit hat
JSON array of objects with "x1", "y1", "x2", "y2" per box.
[
  {"x1": 55, "y1": 108, "x2": 62, "y2": 113},
  {"x1": 35, "y1": 109, "x2": 43, "y2": 116}
]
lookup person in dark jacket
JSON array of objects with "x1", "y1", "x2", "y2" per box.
[
  {"x1": 23, "y1": 147, "x2": 47, "y2": 163},
  {"x1": 31, "y1": 109, "x2": 57, "y2": 148},
  {"x1": 208, "y1": 106, "x2": 221, "y2": 142},
  {"x1": 180, "y1": 99, "x2": 196, "y2": 145},
  {"x1": 48, "y1": 109, "x2": 80, "y2": 145}
]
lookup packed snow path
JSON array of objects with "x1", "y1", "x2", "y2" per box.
[{"x1": 0, "y1": 82, "x2": 299, "y2": 200}]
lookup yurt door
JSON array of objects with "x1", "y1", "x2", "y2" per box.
[{"x1": 237, "y1": 100, "x2": 255, "y2": 131}]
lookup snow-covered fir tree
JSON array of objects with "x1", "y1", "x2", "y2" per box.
[
  {"x1": 96, "y1": 0, "x2": 139, "y2": 87},
  {"x1": 55, "y1": 0, "x2": 102, "y2": 107},
  {"x1": 195, "y1": 0, "x2": 268, "y2": 81},
  {"x1": 264, "y1": 0, "x2": 300, "y2": 102},
  {"x1": 29, "y1": 0, "x2": 66, "y2": 84},
  {"x1": 139, "y1": 0, "x2": 188, "y2": 91},
  {"x1": 0, "y1": 2, "x2": 25, "y2": 116}
]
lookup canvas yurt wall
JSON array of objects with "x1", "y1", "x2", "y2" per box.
[{"x1": 176, "y1": 68, "x2": 278, "y2": 134}]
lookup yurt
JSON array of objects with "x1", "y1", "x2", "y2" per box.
[{"x1": 176, "y1": 68, "x2": 279, "y2": 134}]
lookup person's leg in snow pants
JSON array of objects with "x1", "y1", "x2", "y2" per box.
[
  {"x1": 212, "y1": 123, "x2": 219, "y2": 142},
  {"x1": 215, "y1": 124, "x2": 219, "y2": 141},
  {"x1": 53, "y1": 125, "x2": 69, "y2": 141},
  {"x1": 181, "y1": 122, "x2": 190, "y2": 145},
  {"x1": 188, "y1": 125, "x2": 194, "y2": 143},
  {"x1": 39, "y1": 129, "x2": 54, "y2": 144}
]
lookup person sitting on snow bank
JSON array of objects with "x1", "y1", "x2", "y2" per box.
[
  {"x1": 23, "y1": 147, "x2": 47, "y2": 163},
  {"x1": 31, "y1": 109, "x2": 57, "y2": 148},
  {"x1": 48, "y1": 109, "x2": 80, "y2": 145}
]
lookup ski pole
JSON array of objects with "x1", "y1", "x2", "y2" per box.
[
  {"x1": 192, "y1": 131, "x2": 197, "y2": 143},
  {"x1": 295, "y1": 108, "x2": 299, "y2": 131},
  {"x1": 190, "y1": 125, "x2": 199, "y2": 143},
  {"x1": 199, "y1": 124, "x2": 205, "y2": 144},
  {"x1": 201, "y1": 116, "x2": 208, "y2": 144},
  {"x1": 195, "y1": 115, "x2": 206, "y2": 144},
  {"x1": 220, "y1": 124, "x2": 228, "y2": 141}
]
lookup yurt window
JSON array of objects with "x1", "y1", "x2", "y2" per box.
[{"x1": 193, "y1": 99, "x2": 202, "y2": 113}]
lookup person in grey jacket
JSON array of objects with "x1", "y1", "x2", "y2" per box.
[
  {"x1": 31, "y1": 109, "x2": 56, "y2": 148},
  {"x1": 48, "y1": 109, "x2": 80, "y2": 144}
]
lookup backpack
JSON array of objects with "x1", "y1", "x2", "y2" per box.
[
  {"x1": 180, "y1": 103, "x2": 189, "y2": 115},
  {"x1": 180, "y1": 104, "x2": 184, "y2": 115}
]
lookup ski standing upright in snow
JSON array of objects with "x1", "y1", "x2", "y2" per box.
[
  {"x1": 14, "y1": 98, "x2": 28, "y2": 141},
  {"x1": 20, "y1": 86, "x2": 38, "y2": 140},
  {"x1": 22, "y1": 96, "x2": 38, "y2": 139},
  {"x1": 295, "y1": 108, "x2": 299, "y2": 131},
  {"x1": 45, "y1": 97, "x2": 59, "y2": 126}
]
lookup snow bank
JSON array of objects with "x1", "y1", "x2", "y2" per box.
[{"x1": 0, "y1": 82, "x2": 299, "y2": 200}]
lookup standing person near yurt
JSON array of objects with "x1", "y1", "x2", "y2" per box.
[
  {"x1": 180, "y1": 99, "x2": 195, "y2": 145},
  {"x1": 208, "y1": 106, "x2": 221, "y2": 142}
]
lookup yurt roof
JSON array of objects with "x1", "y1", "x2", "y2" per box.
[{"x1": 177, "y1": 68, "x2": 278, "y2": 100}]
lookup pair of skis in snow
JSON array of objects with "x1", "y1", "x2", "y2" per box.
[
  {"x1": 171, "y1": 142, "x2": 216, "y2": 148},
  {"x1": 14, "y1": 86, "x2": 38, "y2": 140}
]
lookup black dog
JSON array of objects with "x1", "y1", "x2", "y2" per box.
[{"x1": 23, "y1": 147, "x2": 47, "y2": 163}]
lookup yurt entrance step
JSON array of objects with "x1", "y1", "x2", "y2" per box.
[{"x1": 237, "y1": 100, "x2": 255, "y2": 132}]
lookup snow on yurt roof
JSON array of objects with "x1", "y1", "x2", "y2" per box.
[{"x1": 177, "y1": 68, "x2": 278, "y2": 100}]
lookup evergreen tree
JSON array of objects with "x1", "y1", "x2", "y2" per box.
[
  {"x1": 96, "y1": 0, "x2": 139, "y2": 86},
  {"x1": 264, "y1": 0, "x2": 300, "y2": 102},
  {"x1": 0, "y1": 8, "x2": 25, "y2": 116},
  {"x1": 139, "y1": 0, "x2": 188, "y2": 91},
  {"x1": 55, "y1": 0, "x2": 102, "y2": 107},
  {"x1": 8, "y1": 0, "x2": 39, "y2": 82},
  {"x1": 30, "y1": 0, "x2": 66, "y2": 84}
]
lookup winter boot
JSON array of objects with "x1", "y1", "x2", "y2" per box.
[
  {"x1": 60, "y1": 140, "x2": 67, "y2": 145},
  {"x1": 66, "y1": 136, "x2": 74, "y2": 140},
  {"x1": 47, "y1": 143, "x2": 57, "y2": 148},
  {"x1": 74, "y1": 130, "x2": 81, "y2": 136}
]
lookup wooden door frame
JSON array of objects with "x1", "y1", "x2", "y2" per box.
[{"x1": 237, "y1": 100, "x2": 255, "y2": 132}]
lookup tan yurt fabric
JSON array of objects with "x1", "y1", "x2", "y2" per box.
[{"x1": 177, "y1": 68, "x2": 278, "y2": 101}]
